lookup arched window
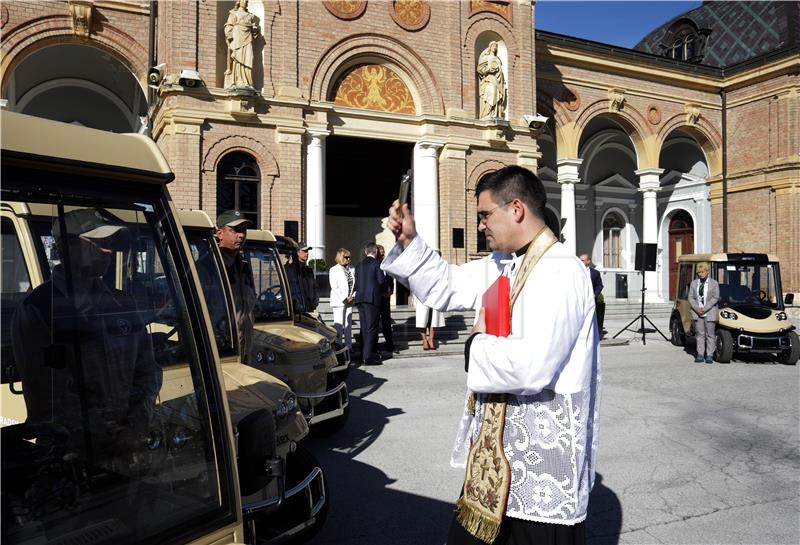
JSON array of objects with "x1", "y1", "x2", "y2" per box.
[
  {"x1": 602, "y1": 212, "x2": 624, "y2": 268},
  {"x1": 217, "y1": 152, "x2": 260, "y2": 224},
  {"x1": 662, "y1": 20, "x2": 708, "y2": 63}
]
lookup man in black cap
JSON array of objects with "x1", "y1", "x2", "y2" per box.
[
  {"x1": 295, "y1": 242, "x2": 319, "y2": 312},
  {"x1": 11, "y1": 208, "x2": 160, "y2": 465},
  {"x1": 216, "y1": 210, "x2": 256, "y2": 360}
]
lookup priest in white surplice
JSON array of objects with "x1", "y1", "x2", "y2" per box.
[{"x1": 382, "y1": 166, "x2": 601, "y2": 545}]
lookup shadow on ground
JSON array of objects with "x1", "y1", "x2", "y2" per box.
[
  {"x1": 305, "y1": 367, "x2": 455, "y2": 544},
  {"x1": 588, "y1": 473, "x2": 622, "y2": 545}
]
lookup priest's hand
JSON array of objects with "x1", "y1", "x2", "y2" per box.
[
  {"x1": 471, "y1": 308, "x2": 486, "y2": 335},
  {"x1": 387, "y1": 200, "x2": 417, "y2": 249}
]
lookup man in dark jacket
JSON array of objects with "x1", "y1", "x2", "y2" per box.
[
  {"x1": 376, "y1": 244, "x2": 395, "y2": 353},
  {"x1": 580, "y1": 254, "x2": 605, "y2": 333},
  {"x1": 295, "y1": 242, "x2": 319, "y2": 312},
  {"x1": 354, "y1": 242, "x2": 385, "y2": 365}
]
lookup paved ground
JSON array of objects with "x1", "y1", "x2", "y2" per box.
[{"x1": 305, "y1": 337, "x2": 800, "y2": 545}]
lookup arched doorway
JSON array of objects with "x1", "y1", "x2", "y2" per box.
[
  {"x1": 668, "y1": 210, "x2": 694, "y2": 299},
  {"x1": 217, "y1": 152, "x2": 260, "y2": 225}
]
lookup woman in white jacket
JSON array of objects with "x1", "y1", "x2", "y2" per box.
[{"x1": 328, "y1": 248, "x2": 355, "y2": 349}]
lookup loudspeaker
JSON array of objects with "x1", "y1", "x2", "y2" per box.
[
  {"x1": 452, "y1": 228, "x2": 464, "y2": 249},
  {"x1": 635, "y1": 243, "x2": 657, "y2": 271}
]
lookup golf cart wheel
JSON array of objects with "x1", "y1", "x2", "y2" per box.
[
  {"x1": 715, "y1": 329, "x2": 734, "y2": 363},
  {"x1": 776, "y1": 331, "x2": 799, "y2": 365},
  {"x1": 669, "y1": 314, "x2": 685, "y2": 347}
]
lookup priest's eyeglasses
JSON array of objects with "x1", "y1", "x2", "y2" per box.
[{"x1": 477, "y1": 200, "x2": 513, "y2": 223}]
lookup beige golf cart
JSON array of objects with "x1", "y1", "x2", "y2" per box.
[
  {"x1": 0, "y1": 112, "x2": 321, "y2": 545},
  {"x1": 273, "y1": 234, "x2": 352, "y2": 380},
  {"x1": 670, "y1": 253, "x2": 798, "y2": 364}
]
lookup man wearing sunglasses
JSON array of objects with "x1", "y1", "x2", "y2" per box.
[{"x1": 382, "y1": 166, "x2": 600, "y2": 545}]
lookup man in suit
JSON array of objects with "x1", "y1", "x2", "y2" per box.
[
  {"x1": 376, "y1": 244, "x2": 396, "y2": 353},
  {"x1": 580, "y1": 254, "x2": 605, "y2": 334},
  {"x1": 354, "y1": 242, "x2": 385, "y2": 365},
  {"x1": 688, "y1": 262, "x2": 720, "y2": 364}
]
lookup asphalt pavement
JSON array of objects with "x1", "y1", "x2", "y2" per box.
[{"x1": 305, "y1": 337, "x2": 800, "y2": 545}]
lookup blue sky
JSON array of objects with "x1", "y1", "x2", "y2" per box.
[{"x1": 536, "y1": 1, "x2": 703, "y2": 49}]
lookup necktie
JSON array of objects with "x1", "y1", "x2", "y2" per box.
[{"x1": 699, "y1": 280, "x2": 705, "y2": 297}]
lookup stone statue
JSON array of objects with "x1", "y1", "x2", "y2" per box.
[
  {"x1": 224, "y1": 0, "x2": 260, "y2": 89},
  {"x1": 477, "y1": 41, "x2": 506, "y2": 119}
]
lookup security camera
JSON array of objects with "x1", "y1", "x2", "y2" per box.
[
  {"x1": 148, "y1": 63, "x2": 166, "y2": 89},
  {"x1": 522, "y1": 114, "x2": 549, "y2": 130},
  {"x1": 178, "y1": 69, "x2": 203, "y2": 88}
]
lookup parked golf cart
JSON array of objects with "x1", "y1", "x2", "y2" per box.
[{"x1": 670, "y1": 253, "x2": 798, "y2": 364}]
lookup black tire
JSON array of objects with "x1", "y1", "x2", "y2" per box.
[
  {"x1": 715, "y1": 329, "x2": 734, "y2": 363},
  {"x1": 255, "y1": 443, "x2": 329, "y2": 544},
  {"x1": 777, "y1": 331, "x2": 799, "y2": 365},
  {"x1": 669, "y1": 314, "x2": 685, "y2": 347}
]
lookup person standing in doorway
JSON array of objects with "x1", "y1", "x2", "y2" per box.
[
  {"x1": 688, "y1": 262, "x2": 719, "y2": 363},
  {"x1": 376, "y1": 244, "x2": 396, "y2": 353},
  {"x1": 217, "y1": 210, "x2": 256, "y2": 361},
  {"x1": 354, "y1": 242, "x2": 385, "y2": 365},
  {"x1": 382, "y1": 165, "x2": 600, "y2": 545},
  {"x1": 580, "y1": 254, "x2": 605, "y2": 335},
  {"x1": 328, "y1": 248, "x2": 355, "y2": 350}
]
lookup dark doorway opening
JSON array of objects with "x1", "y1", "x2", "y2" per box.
[
  {"x1": 326, "y1": 136, "x2": 413, "y2": 304},
  {"x1": 668, "y1": 210, "x2": 694, "y2": 299}
]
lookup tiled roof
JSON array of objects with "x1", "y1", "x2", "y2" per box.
[{"x1": 634, "y1": 1, "x2": 798, "y2": 68}]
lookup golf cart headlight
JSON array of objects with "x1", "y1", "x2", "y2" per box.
[
  {"x1": 170, "y1": 428, "x2": 190, "y2": 449},
  {"x1": 318, "y1": 338, "x2": 331, "y2": 354},
  {"x1": 146, "y1": 429, "x2": 163, "y2": 450},
  {"x1": 720, "y1": 310, "x2": 738, "y2": 320},
  {"x1": 776, "y1": 312, "x2": 787, "y2": 321},
  {"x1": 256, "y1": 349, "x2": 278, "y2": 364},
  {"x1": 276, "y1": 393, "x2": 297, "y2": 418}
]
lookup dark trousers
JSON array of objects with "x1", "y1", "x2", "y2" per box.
[
  {"x1": 357, "y1": 303, "x2": 380, "y2": 363},
  {"x1": 379, "y1": 297, "x2": 394, "y2": 350},
  {"x1": 447, "y1": 514, "x2": 586, "y2": 545},
  {"x1": 596, "y1": 301, "x2": 605, "y2": 331}
]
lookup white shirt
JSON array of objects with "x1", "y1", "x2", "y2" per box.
[{"x1": 382, "y1": 235, "x2": 601, "y2": 525}]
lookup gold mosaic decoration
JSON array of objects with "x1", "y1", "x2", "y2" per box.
[
  {"x1": 390, "y1": 0, "x2": 430, "y2": 31},
  {"x1": 470, "y1": 0, "x2": 511, "y2": 21},
  {"x1": 334, "y1": 64, "x2": 416, "y2": 114},
  {"x1": 323, "y1": 0, "x2": 367, "y2": 20}
]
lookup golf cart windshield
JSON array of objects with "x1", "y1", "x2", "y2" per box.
[{"x1": 712, "y1": 262, "x2": 783, "y2": 310}]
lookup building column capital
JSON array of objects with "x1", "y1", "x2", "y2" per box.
[
  {"x1": 635, "y1": 168, "x2": 664, "y2": 192},
  {"x1": 415, "y1": 140, "x2": 444, "y2": 157},
  {"x1": 557, "y1": 158, "x2": 583, "y2": 185}
]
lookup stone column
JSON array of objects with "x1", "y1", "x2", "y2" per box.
[
  {"x1": 413, "y1": 141, "x2": 444, "y2": 249},
  {"x1": 636, "y1": 168, "x2": 664, "y2": 301},
  {"x1": 557, "y1": 158, "x2": 582, "y2": 254},
  {"x1": 305, "y1": 129, "x2": 329, "y2": 261}
]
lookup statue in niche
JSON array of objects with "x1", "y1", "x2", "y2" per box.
[
  {"x1": 224, "y1": 0, "x2": 260, "y2": 89},
  {"x1": 477, "y1": 41, "x2": 506, "y2": 119}
]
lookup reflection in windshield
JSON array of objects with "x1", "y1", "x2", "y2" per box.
[
  {"x1": 714, "y1": 263, "x2": 782, "y2": 308},
  {"x1": 246, "y1": 245, "x2": 290, "y2": 321},
  {"x1": 187, "y1": 232, "x2": 236, "y2": 357},
  {"x1": 1, "y1": 200, "x2": 227, "y2": 545}
]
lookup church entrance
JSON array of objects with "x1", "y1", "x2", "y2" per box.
[
  {"x1": 668, "y1": 210, "x2": 694, "y2": 299},
  {"x1": 325, "y1": 135, "x2": 414, "y2": 303}
]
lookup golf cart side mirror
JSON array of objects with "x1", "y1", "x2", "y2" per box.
[{"x1": 784, "y1": 293, "x2": 794, "y2": 305}]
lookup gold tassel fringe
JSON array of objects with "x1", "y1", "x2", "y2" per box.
[
  {"x1": 467, "y1": 392, "x2": 476, "y2": 416},
  {"x1": 455, "y1": 497, "x2": 502, "y2": 544}
]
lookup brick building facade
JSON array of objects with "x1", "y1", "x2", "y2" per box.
[{"x1": 1, "y1": 0, "x2": 798, "y2": 298}]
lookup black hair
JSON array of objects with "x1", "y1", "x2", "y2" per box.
[
  {"x1": 363, "y1": 241, "x2": 378, "y2": 255},
  {"x1": 475, "y1": 165, "x2": 546, "y2": 220}
]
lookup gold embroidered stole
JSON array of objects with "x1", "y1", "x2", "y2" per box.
[{"x1": 456, "y1": 226, "x2": 558, "y2": 543}]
